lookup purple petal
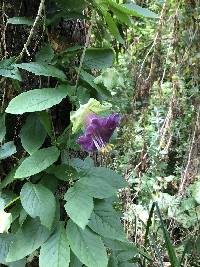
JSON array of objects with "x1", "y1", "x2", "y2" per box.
[
  {"x1": 77, "y1": 135, "x2": 96, "y2": 152},
  {"x1": 77, "y1": 113, "x2": 121, "y2": 151}
]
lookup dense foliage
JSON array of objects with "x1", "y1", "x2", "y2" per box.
[{"x1": 0, "y1": 0, "x2": 199, "y2": 267}]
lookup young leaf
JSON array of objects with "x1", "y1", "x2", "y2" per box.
[
  {"x1": 20, "y1": 113, "x2": 47, "y2": 154},
  {"x1": 20, "y1": 182, "x2": 56, "y2": 229},
  {"x1": 15, "y1": 62, "x2": 66, "y2": 81},
  {"x1": 66, "y1": 220, "x2": 108, "y2": 267},
  {"x1": 6, "y1": 86, "x2": 70, "y2": 114},
  {"x1": 64, "y1": 186, "x2": 94, "y2": 229},
  {"x1": 0, "y1": 141, "x2": 16, "y2": 160},
  {"x1": 7, "y1": 17, "x2": 34, "y2": 25},
  {"x1": 83, "y1": 48, "x2": 114, "y2": 69},
  {"x1": 0, "y1": 113, "x2": 6, "y2": 142},
  {"x1": 6, "y1": 218, "x2": 51, "y2": 262},
  {"x1": 39, "y1": 222, "x2": 70, "y2": 267},
  {"x1": 14, "y1": 146, "x2": 60, "y2": 179}
]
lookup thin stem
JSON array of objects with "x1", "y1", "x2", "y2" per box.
[
  {"x1": 17, "y1": 0, "x2": 45, "y2": 61},
  {"x1": 4, "y1": 196, "x2": 20, "y2": 210}
]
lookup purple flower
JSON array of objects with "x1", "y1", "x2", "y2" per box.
[{"x1": 77, "y1": 113, "x2": 121, "y2": 152}]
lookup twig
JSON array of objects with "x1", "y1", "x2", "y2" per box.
[
  {"x1": 74, "y1": 12, "x2": 94, "y2": 93},
  {"x1": 17, "y1": 0, "x2": 45, "y2": 60},
  {"x1": 179, "y1": 106, "x2": 200, "y2": 194}
]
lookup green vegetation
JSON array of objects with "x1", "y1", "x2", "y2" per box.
[{"x1": 0, "y1": 0, "x2": 199, "y2": 266}]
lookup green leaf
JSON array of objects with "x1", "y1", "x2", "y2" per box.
[
  {"x1": 66, "y1": 220, "x2": 108, "y2": 267},
  {"x1": 47, "y1": 164, "x2": 77, "y2": 181},
  {"x1": 20, "y1": 113, "x2": 47, "y2": 154},
  {"x1": 192, "y1": 180, "x2": 200, "y2": 204},
  {"x1": 122, "y1": 3, "x2": 159, "y2": 18},
  {"x1": 38, "y1": 111, "x2": 53, "y2": 138},
  {"x1": 0, "y1": 113, "x2": 6, "y2": 142},
  {"x1": 35, "y1": 44, "x2": 54, "y2": 64},
  {"x1": 7, "y1": 258, "x2": 26, "y2": 267},
  {"x1": 92, "y1": 167, "x2": 128, "y2": 189},
  {"x1": 15, "y1": 146, "x2": 60, "y2": 179},
  {"x1": 80, "y1": 69, "x2": 111, "y2": 96},
  {"x1": 88, "y1": 200, "x2": 126, "y2": 241},
  {"x1": 105, "y1": 0, "x2": 158, "y2": 18},
  {"x1": 7, "y1": 17, "x2": 34, "y2": 25},
  {"x1": 15, "y1": 62, "x2": 66, "y2": 81},
  {"x1": 40, "y1": 174, "x2": 58, "y2": 193},
  {"x1": 83, "y1": 48, "x2": 114, "y2": 69},
  {"x1": 70, "y1": 252, "x2": 82, "y2": 267},
  {"x1": 76, "y1": 176, "x2": 116, "y2": 199},
  {"x1": 0, "y1": 234, "x2": 13, "y2": 264},
  {"x1": 56, "y1": 0, "x2": 87, "y2": 11},
  {"x1": 64, "y1": 186, "x2": 94, "y2": 229},
  {"x1": 103, "y1": 238, "x2": 137, "y2": 251},
  {"x1": 154, "y1": 203, "x2": 180, "y2": 267},
  {"x1": 104, "y1": 12, "x2": 124, "y2": 43},
  {"x1": 6, "y1": 218, "x2": 51, "y2": 262},
  {"x1": 39, "y1": 222, "x2": 70, "y2": 267},
  {"x1": 6, "y1": 85, "x2": 69, "y2": 114},
  {"x1": 0, "y1": 167, "x2": 17, "y2": 189},
  {"x1": 110, "y1": 7, "x2": 132, "y2": 26},
  {"x1": 0, "y1": 58, "x2": 22, "y2": 81},
  {"x1": 0, "y1": 141, "x2": 16, "y2": 160},
  {"x1": 20, "y1": 182, "x2": 56, "y2": 229}
]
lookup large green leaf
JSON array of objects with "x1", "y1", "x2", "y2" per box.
[
  {"x1": 14, "y1": 146, "x2": 60, "y2": 178},
  {"x1": 83, "y1": 48, "x2": 114, "y2": 69},
  {"x1": 76, "y1": 167, "x2": 128, "y2": 198},
  {"x1": 105, "y1": 0, "x2": 158, "y2": 19},
  {"x1": 76, "y1": 176, "x2": 116, "y2": 199},
  {"x1": 15, "y1": 62, "x2": 66, "y2": 80},
  {"x1": 7, "y1": 17, "x2": 34, "y2": 25},
  {"x1": 64, "y1": 186, "x2": 94, "y2": 229},
  {"x1": 88, "y1": 200, "x2": 126, "y2": 241},
  {"x1": 39, "y1": 222, "x2": 70, "y2": 267},
  {"x1": 0, "y1": 234, "x2": 13, "y2": 264},
  {"x1": 6, "y1": 218, "x2": 51, "y2": 262},
  {"x1": 122, "y1": 3, "x2": 159, "y2": 18},
  {"x1": 6, "y1": 86, "x2": 69, "y2": 114},
  {"x1": 0, "y1": 113, "x2": 6, "y2": 142},
  {"x1": 0, "y1": 58, "x2": 22, "y2": 81},
  {"x1": 20, "y1": 113, "x2": 47, "y2": 154},
  {"x1": 92, "y1": 167, "x2": 128, "y2": 189},
  {"x1": 66, "y1": 220, "x2": 108, "y2": 267},
  {"x1": 0, "y1": 141, "x2": 16, "y2": 160},
  {"x1": 20, "y1": 182, "x2": 56, "y2": 229}
]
